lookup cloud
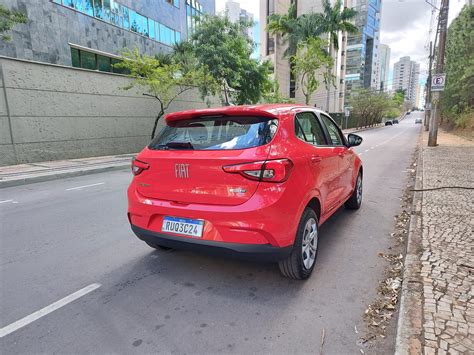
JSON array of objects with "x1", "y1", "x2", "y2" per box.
[
  {"x1": 381, "y1": 0, "x2": 466, "y2": 86},
  {"x1": 380, "y1": 1, "x2": 432, "y2": 33}
]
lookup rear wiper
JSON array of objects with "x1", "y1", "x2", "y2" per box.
[{"x1": 157, "y1": 142, "x2": 194, "y2": 150}]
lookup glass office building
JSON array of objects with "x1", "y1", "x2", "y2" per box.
[
  {"x1": 0, "y1": 0, "x2": 214, "y2": 72},
  {"x1": 344, "y1": 0, "x2": 381, "y2": 99}
]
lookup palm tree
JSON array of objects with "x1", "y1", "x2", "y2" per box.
[
  {"x1": 315, "y1": 0, "x2": 358, "y2": 111},
  {"x1": 266, "y1": 1, "x2": 357, "y2": 109},
  {"x1": 267, "y1": 4, "x2": 323, "y2": 58}
]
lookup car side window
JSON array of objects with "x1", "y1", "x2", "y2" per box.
[
  {"x1": 320, "y1": 114, "x2": 344, "y2": 146},
  {"x1": 294, "y1": 112, "x2": 327, "y2": 146}
]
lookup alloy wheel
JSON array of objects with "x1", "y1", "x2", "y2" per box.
[{"x1": 301, "y1": 218, "x2": 318, "y2": 269}]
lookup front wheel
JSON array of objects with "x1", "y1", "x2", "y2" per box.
[
  {"x1": 278, "y1": 208, "x2": 319, "y2": 280},
  {"x1": 345, "y1": 172, "x2": 362, "y2": 209}
]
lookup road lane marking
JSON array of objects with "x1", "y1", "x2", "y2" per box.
[
  {"x1": 0, "y1": 283, "x2": 101, "y2": 338},
  {"x1": 66, "y1": 183, "x2": 105, "y2": 191},
  {"x1": 0, "y1": 200, "x2": 13, "y2": 204}
]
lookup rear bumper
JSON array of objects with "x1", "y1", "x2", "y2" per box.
[{"x1": 131, "y1": 224, "x2": 293, "y2": 262}]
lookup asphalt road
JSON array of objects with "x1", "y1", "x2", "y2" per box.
[{"x1": 0, "y1": 113, "x2": 423, "y2": 354}]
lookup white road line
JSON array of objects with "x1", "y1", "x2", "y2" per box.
[
  {"x1": 365, "y1": 149, "x2": 370, "y2": 152},
  {"x1": 66, "y1": 182, "x2": 105, "y2": 191},
  {"x1": 0, "y1": 200, "x2": 13, "y2": 204},
  {"x1": 0, "y1": 283, "x2": 101, "y2": 338}
]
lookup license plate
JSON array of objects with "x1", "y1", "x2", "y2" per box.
[{"x1": 161, "y1": 216, "x2": 204, "y2": 238}]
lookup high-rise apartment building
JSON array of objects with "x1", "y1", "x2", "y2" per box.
[
  {"x1": 259, "y1": 0, "x2": 346, "y2": 113},
  {"x1": 392, "y1": 56, "x2": 420, "y2": 107},
  {"x1": 375, "y1": 43, "x2": 390, "y2": 91},
  {"x1": 0, "y1": 0, "x2": 215, "y2": 72},
  {"x1": 225, "y1": 0, "x2": 254, "y2": 39},
  {"x1": 345, "y1": 0, "x2": 381, "y2": 99}
]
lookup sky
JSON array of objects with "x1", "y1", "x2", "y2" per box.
[{"x1": 215, "y1": 0, "x2": 467, "y2": 87}]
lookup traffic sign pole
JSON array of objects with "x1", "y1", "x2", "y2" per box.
[{"x1": 428, "y1": 0, "x2": 449, "y2": 147}]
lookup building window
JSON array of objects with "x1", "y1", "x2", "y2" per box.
[
  {"x1": 70, "y1": 47, "x2": 129, "y2": 74},
  {"x1": 186, "y1": 0, "x2": 203, "y2": 38},
  {"x1": 52, "y1": 0, "x2": 181, "y2": 46},
  {"x1": 268, "y1": 0, "x2": 275, "y2": 15},
  {"x1": 266, "y1": 34, "x2": 275, "y2": 55}
]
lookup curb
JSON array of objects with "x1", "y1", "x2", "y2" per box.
[
  {"x1": 342, "y1": 124, "x2": 384, "y2": 134},
  {"x1": 395, "y1": 135, "x2": 424, "y2": 354},
  {"x1": 0, "y1": 163, "x2": 130, "y2": 189}
]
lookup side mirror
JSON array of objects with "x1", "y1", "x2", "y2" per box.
[{"x1": 347, "y1": 133, "x2": 363, "y2": 147}]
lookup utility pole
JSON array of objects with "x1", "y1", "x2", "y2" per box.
[
  {"x1": 428, "y1": 0, "x2": 449, "y2": 147},
  {"x1": 424, "y1": 41, "x2": 433, "y2": 131}
]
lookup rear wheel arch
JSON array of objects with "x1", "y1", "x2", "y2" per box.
[{"x1": 306, "y1": 197, "x2": 321, "y2": 222}]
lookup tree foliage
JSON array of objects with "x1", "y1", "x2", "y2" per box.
[
  {"x1": 115, "y1": 48, "x2": 216, "y2": 139},
  {"x1": 316, "y1": 0, "x2": 358, "y2": 52},
  {"x1": 267, "y1": 2, "x2": 358, "y2": 106},
  {"x1": 267, "y1": 4, "x2": 323, "y2": 58},
  {"x1": 350, "y1": 89, "x2": 397, "y2": 127},
  {"x1": 262, "y1": 79, "x2": 295, "y2": 104},
  {"x1": 442, "y1": 4, "x2": 474, "y2": 128},
  {"x1": 292, "y1": 38, "x2": 333, "y2": 105},
  {"x1": 0, "y1": 4, "x2": 27, "y2": 42},
  {"x1": 191, "y1": 15, "x2": 271, "y2": 105}
]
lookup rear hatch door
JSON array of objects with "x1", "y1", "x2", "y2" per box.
[{"x1": 135, "y1": 115, "x2": 278, "y2": 206}]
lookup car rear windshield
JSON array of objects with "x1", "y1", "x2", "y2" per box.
[{"x1": 149, "y1": 116, "x2": 278, "y2": 151}]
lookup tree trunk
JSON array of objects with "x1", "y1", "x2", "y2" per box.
[
  {"x1": 223, "y1": 81, "x2": 230, "y2": 106},
  {"x1": 151, "y1": 108, "x2": 165, "y2": 140},
  {"x1": 326, "y1": 40, "x2": 336, "y2": 113}
]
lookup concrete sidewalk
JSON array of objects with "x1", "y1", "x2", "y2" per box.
[
  {"x1": 0, "y1": 154, "x2": 135, "y2": 188},
  {"x1": 396, "y1": 129, "x2": 474, "y2": 354}
]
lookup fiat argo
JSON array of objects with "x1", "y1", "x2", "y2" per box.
[{"x1": 128, "y1": 104, "x2": 363, "y2": 279}]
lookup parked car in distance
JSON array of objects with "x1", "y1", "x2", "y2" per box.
[
  {"x1": 406, "y1": 112, "x2": 411, "y2": 115},
  {"x1": 127, "y1": 104, "x2": 364, "y2": 280},
  {"x1": 392, "y1": 119, "x2": 399, "y2": 124},
  {"x1": 415, "y1": 118, "x2": 423, "y2": 124},
  {"x1": 385, "y1": 120, "x2": 393, "y2": 126}
]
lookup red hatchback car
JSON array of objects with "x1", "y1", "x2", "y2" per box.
[{"x1": 128, "y1": 104, "x2": 363, "y2": 279}]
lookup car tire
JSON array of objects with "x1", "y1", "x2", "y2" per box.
[
  {"x1": 278, "y1": 208, "x2": 319, "y2": 280},
  {"x1": 145, "y1": 241, "x2": 173, "y2": 251},
  {"x1": 345, "y1": 172, "x2": 362, "y2": 210}
]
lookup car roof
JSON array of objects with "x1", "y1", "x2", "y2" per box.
[{"x1": 164, "y1": 104, "x2": 327, "y2": 123}]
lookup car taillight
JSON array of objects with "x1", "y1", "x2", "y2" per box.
[
  {"x1": 223, "y1": 159, "x2": 293, "y2": 183},
  {"x1": 131, "y1": 159, "x2": 150, "y2": 176}
]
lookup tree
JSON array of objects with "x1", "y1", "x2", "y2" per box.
[
  {"x1": 191, "y1": 15, "x2": 272, "y2": 105},
  {"x1": 292, "y1": 38, "x2": 333, "y2": 105},
  {"x1": 262, "y1": 79, "x2": 295, "y2": 104},
  {"x1": 442, "y1": 5, "x2": 474, "y2": 129},
  {"x1": 350, "y1": 89, "x2": 394, "y2": 127},
  {"x1": 115, "y1": 48, "x2": 215, "y2": 139},
  {"x1": 316, "y1": 0, "x2": 358, "y2": 53},
  {"x1": 267, "y1": 4, "x2": 323, "y2": 58},
  {"x1": 315, "y1": 0, "x2": 358, "y2": 110},
  {"x1": 0, "y1": 4, "x2": 27, "y2": 42}
]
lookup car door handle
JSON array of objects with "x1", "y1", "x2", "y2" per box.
[{"x1": 311, "y1": 156, "x2": 322, "y2": 163}]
